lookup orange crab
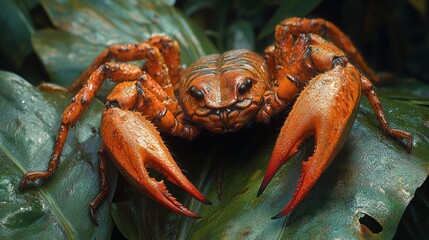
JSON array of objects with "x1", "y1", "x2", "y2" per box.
[{"x1": 20, "y1": 18, "x2": 412, "y2": 223}]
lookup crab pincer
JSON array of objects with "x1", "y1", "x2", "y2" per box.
[
  {"x1": 101, "y1": 108, "x2": 211, "y2": 218},
  {"x1": 258, "y1": 64, "x2": 362, "y2": 219}
]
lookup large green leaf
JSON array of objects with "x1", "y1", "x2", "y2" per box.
[
  {"x1": 0, "y1": 71, "x2": 117, "y2": 239},
  {"x1": 33, "y1": 0, "x2": 216, "y2": 86},
  {"x1": 0, "y1": 0, "x2": 34, "y2": 68}
]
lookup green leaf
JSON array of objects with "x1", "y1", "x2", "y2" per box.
[
  {"x1": 182, "y1": 0, "x2": 216, "y2": 16},
  {"x1": 33, "y1": 0, "x2": 216, "y2": 86},
  {"x1": 0, "y1": 71, "x2": 117, "y2": 239},
  {"x1": 258, "y1": 0, "x2": 323, "y2": 39},
  {"x1": 226, "y1": 20, "x2": 255, "y2": 50},
  {"x1": 32, "y1": 30, "x2": 106, "y2": 87},
  {"x1": 378, "y1": 78, "x2": 429, "y2": 101},
  {"x1": 0, "y1": 0, "x2": 34, "y2": 68}
]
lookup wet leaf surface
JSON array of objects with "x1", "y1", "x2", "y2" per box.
[
  {"x1": 34, "y1": 0, "x2": 216, "y2": 87},
  {"x1": 0, "y1": 71, "x2": 117, "y2": 239}
]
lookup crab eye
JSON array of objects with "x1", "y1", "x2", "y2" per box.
[
  {"x1": 189, "y1": 86, "x2": 204, "y2": 100},
  {"x1": 238, "y1": 79, "x2": 253, "y2": 94}
]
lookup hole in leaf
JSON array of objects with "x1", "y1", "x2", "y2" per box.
[{"x1": 358, "y1": 212, "x2": 383, "y2": 233}]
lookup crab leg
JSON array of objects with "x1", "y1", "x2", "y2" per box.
[
  {"x1": 101, "y1": 107, "x2": 210, "y2": 217},
  {"x1": 278, "y1": 17, "x2": 381, "y2": 83},
  {"x1": 258, "y1": 64, "x2": 362, "y2": 218},
  {"x1": 19, "y1": 63, "x2": 143, "y2": 190},
  {"x1": 69, "y1": 35, "x2": 179, "y2": 99},
  {"x1": 89, "y1": 145, "x2": 110, "y2": 225},
  {"x1": 361, "y1": 77, "x2": 413, "y2": 151},
  {"x1": 145, "y1": 35, "x2": 182, "y2": 89}
]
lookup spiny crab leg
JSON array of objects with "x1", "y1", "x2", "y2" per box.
[
  {"x1": 258, "y1": 64, "x2": 362, "y2": 219},
  {"x1": 102, "y1": 108, "x2": 211, "y2": 218}
]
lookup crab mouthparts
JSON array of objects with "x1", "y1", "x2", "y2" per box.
[
  {"x1": 192, "y1": 98, "x2": 257, "y2": 133},
  {"x1": 213, "y1": 107, "x2": 241, "y2": 132}
]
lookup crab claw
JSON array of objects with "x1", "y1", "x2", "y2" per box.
[
  {"x1": 258, "y1": 64, "x2": 362, "y2": 218},
  {"x1": 101, "y1": 108, "x2": 211, "y2": 218}
]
